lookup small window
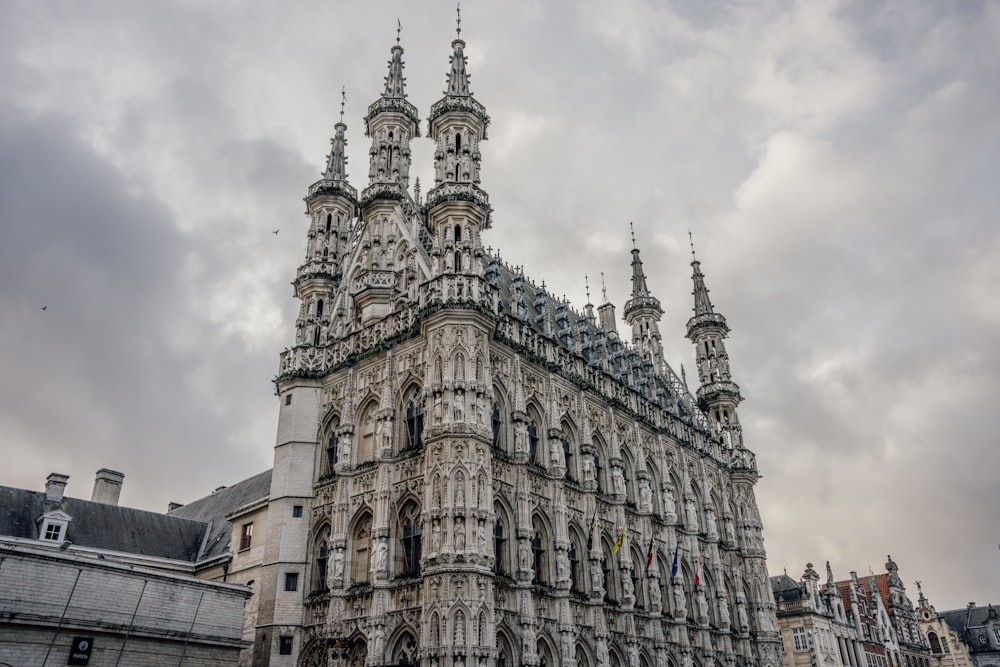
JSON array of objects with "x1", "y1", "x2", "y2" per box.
[
  {"x1": 279, "y1": 636, "x2": 294, "y2": 655},
  {"x1": 285, "y1": 572, "x2": 299, "y2": 591},
  {"x1": 240, "y1": 523, "x2": 253, "y2": 551},
  {"x1": 793, "y1": 627, "x2": 808, "y2": 652},
  {"x1": 293, "y1": 505, "x2": 303, "y2": 518},
  {"x1": 285, "y1": 393, "x2": 292, "y2": 406},
  {"x1": 43, "y1": 523, "x2": 62, "y2": 541}
]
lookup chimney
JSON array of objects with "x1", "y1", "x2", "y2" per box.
[
  {"x1": 45, "y1": 473, "x2": 70, "y2": 501},
  {"x1": 91, "y1": 468, "x2": 124, "y2": 505},
  {"x1": 598, "y1": 302, "x2": 617, "y2": 335}
]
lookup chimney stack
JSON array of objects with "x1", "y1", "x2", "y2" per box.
[
  {"x1": 45, "y1": 473, "x2": 70, "y2": 501},
  {"x1": 91, "y1": 468, "x2": 124, "y2": 505}
]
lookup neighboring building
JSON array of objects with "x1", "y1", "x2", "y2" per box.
[
  {"x1": 247, "y1": 18, "x2": 782, "y2": 667},
  {"x1": 914, "y1": 586, "x2": 974, "y2": 667},
  {"x1": 835, "y1": 573, "x2": 892, "y2": 667},
  {"x1": 772, "y1": 563, "x2": 864, "y2": 667},
  {"x1": 868, "y1": 557, "x2": 931, "y2": 667},
  {"x1": 0, "y1": 471, "x2": 251, "y2": 665},
  {"x1": 941, "y1": 604, "x2": 1000, "y2": 667}
]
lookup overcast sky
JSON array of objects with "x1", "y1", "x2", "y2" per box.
[{"x1": 2, "y1": 0, "x2": 998, "y2": 611}]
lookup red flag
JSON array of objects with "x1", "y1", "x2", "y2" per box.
[
  {"x1": 695, "y1": 556, "x2": 703, "y2": 586},
  {"x1": 645, "y1": 537, "x2": 655, "y2": 572}
]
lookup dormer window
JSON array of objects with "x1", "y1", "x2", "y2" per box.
[{"x1": 37, "y1": 510, "x2": 72, "y2": 545}]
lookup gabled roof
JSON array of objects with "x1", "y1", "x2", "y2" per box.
[
  {"x1": 771, "y1": 573, "x2": 804, "y2": 601},
  {"x1": 0, "y1": 485, "x2": 208, "y2": 561},
  {"x1": 169, "y1": 469, "x2": 272, "y2": 560}
]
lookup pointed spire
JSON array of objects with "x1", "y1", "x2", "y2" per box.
[
  {"x1": 629, "y1": 223, "x2": 652, "y2": 299},
  {"x1": 384, "y1": 24, "x2": 407, "y2": 99},
  {"x1": 324, "y1": 87, "x2": 349, "y2": 181},
  {"x1": 689, "y1": 232, "x2": 715, "y2": 316}
]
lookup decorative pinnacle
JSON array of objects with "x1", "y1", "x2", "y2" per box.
[
  {"x1": 689, "y1": 230, "x2": 697, "y2": 261},
  {"x1": 456, "y1": 3, "x2": 462, "y2": 38},
  {"x1": 396, "y1": 19, "x2": 402, "y2": 45},
  {"x1": 339, "y1": 86, "x2": 346, "y2": 124},
  {"x1": 585, "y1": 275, "x2": 591, "y2": 304},
  {"x1": 631, "y1": 222, "x2": 636, "y2": 249},
  {"x1": 600, "y1": 272, "x2": 609, "y2": 305}
]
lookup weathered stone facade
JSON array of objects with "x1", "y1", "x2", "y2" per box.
[{"x1": 253, "y1": 21, "x2": 781, "y2": 667}]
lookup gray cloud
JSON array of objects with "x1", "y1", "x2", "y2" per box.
[{"x1": 1, "y1": 0, "x2": 998, "y2": 611}]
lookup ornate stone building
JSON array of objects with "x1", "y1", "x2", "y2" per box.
[{"x1": 255, "y1": 22, "x2": 781, "y2": 667}]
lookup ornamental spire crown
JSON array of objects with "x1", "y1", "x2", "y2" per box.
[
  {"x1": 689, "y1": 234, "x2": 716, "y2": 317},
  {"x1": 623, "y1": 225, "x2": 663, "y2": 321},
  {"x1": 323, "y1": 88, "x2": 349, "y2": 182}
]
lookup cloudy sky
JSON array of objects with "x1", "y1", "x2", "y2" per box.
[{"x1": 2, "y1": 0, "x2": 998, "y2": 610}]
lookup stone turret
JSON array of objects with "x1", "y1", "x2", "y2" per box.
[{"x1": 623, "y1": 228, "x2": 665, "y2": 371}]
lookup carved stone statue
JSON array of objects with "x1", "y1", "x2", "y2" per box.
[
  {"x1": 718, "y1": 593, "x2": 731, "y2": 629},
  {"x1": 519, "y1": 539, "x2": 531, "y2": 571},
  {"x1": 556, "y1": 551, "x2": 569, "y2": 581},
  {"x1": 333, "y1": 549, "x2": 345, "y2": 580},
  {"x1": 455, "y1": 518, "x2": 466, "y2": 550},
  {"x1": 684, "y1": 498, "x2": 698, "y2": 529},
  {"x1": 592, "y1": 560, "x2": 604, "y2": 591},
  {"x1": 432, "y1": 520, "x2": 442, "y2": 552},
  {"x1": 373, "y1": 540, "x2": 387, "y2": 573},
  {"x1": 621, "y1": 569, "x2": 634, "y2": 600},
  {"x1": 612, "y1": 468, "x2": 625, "y2": 496},
  {"x1": 705, "y1": 506, "x2": 718, "y2": 537},
  {"x1": 673, "y1": 581, "x2": 686, "y2": 618},
  {"x1": 695, "y1": 589, "x2": 708, "y2": 624},
  {"x1": 639, "y1": 479, "x2": 653, "y2": 511}
]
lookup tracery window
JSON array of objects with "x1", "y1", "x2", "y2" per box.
[
  {"x1": 312, "y1": 525, "x2": 331, "y2": 592},
  {"x1": 404, "y1": 398, "x2": 424, "y2": 451},
  {"x1": 494, "y1": 520, "x2": 507, "y2": 575},
  {"x1": 491, "y1": 403, "x2": 503, "y2": 450},
  {"x1": 352, "y1": 514, "x2": 372, "y2": 584},
  {"x1": 528, "y1": 421, "x2": 540, "y2": 464},
  {"x1": 531, "y1": 531, "x2": 545, "y2": 584},
  {"x1": 399, "y1": 503, "x2": 422, "y2": 577}
]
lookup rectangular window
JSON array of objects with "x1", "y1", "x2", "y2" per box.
[
  {"x1": 43, "y1": 523, "x2": 62, "y2": 541},
  {"x1": 293, "y1": 505, "x2": 303, "y2": 518},
  {"x1": 941, "y1": 636, "x2": 949, "y2": 653},
  {"x1": 994, "y1": 629, "x2": 1000, "y2": 644},
  {"x1": 285, "y1": 393, "x2": 292, "y2": 405},
  {"x1": 792, "y1": 627, "x2": 808, "y2": 652},
  {"x1": 279, "y1": 636, "x2": 293, "y2": 655},
  {"x1": 240, "y1": 523, "x2": 253, "y2": 550},
  {"x1": 285, "y1": 572, "x2": 298, "y2": 591}
]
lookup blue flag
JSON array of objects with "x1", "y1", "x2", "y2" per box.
[{"x1": 670, "y1": 542, "x2": 680, "y2": 577}]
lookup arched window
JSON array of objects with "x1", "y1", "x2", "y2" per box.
[
  {"x1": 562, "y1": 434, "x2": 573, "y2": 480},
  {"x1": 398, "y1": 502, "x2": 421, "y2": 577},
  {"x1": 351, "y1": 513, "x2": 372, "y2": 584},
  {"x1": 313, "y1": 327, "x2": 321, "y2": 346},
  {"x1": 491, "y1": 403, "x2": 502, "y2": 450},
  {"x1": 454, "y1": 224, "x2": 462, "y2": 242},
  {"x1": 594, "y1": 453, "x2": 605, "y2": 493},
  {"x1": 402, "y1": 388, "x2": 424, "y2": 451},
  {"x1": 494, "y1": 520, "x2": 507, "y2": 575},
  {"x1": 456, "y1": 133, "x2": 462, "y2": 153},
  {"x1": 928, "y1": 633, "x2": 942, "y2": 654},
  {"x1": 568, "y1": 542, "x2": 580, "y2": 592},
  {"x1": 325, "y1": 418, "x2": 340, "y2": 474},
  {"x1": 528, "y1": 421, "x2": 540, "y2": 464},
  {"x1": 357, "y1": 403, "x2": 376, "y2": 463},
  {"x1": 531, "y1": 531, "x2": 545, "y2": 584},
  {"x1": 312, "y1": 525, "x2": 331, "y2": 592},
  {"x1": 316, "y1": 299, "x2": 324, "y2": 318}
]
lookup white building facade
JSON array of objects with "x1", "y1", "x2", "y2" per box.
[{"x1": 252, "y1": 23, "x2": 782, "y2": 667}]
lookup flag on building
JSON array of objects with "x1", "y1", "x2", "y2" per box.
[
  {"x1": 670, "y1": 542, "x2": 680, "y2": 577},
  {"x1": 612, "y1": 524, "x2": 626, "y2": 555},
  {"x1": 695, "y1": 556, "x2": 703, "y2": 586},
  {"x1": 645, "y1": 536, "x2": 655, "y2": 573}
]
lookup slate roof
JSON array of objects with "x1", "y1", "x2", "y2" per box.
[
  {"x1": 941, "y1": 605, "x2": 1000, "y2": 636},
  {"x1": 771, "y1": 573, "x2": 805, "y2": 602},
  {"x1": 0, "y1": 485, "x2": 209, "y2": 562},
  {"x1": 169, "y1": 469, "x2": 272, "y2": 560}
]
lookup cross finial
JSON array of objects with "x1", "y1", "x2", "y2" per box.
[
  {"x1": 630, "y1": 222, "x2": 636, "y2": 249},
  {"x1": 396, "y1": 19, "x2": 402, "y2": 45},
  {"x1": 456, "y1": 3, "x2": 462, "y2": 38},
  {"x1": 339, "y1": 86, "x2": 346, "y2": 123}
]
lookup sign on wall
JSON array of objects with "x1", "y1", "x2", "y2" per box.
[{"x1": 68, "y1": 637, "x2": 93, "y2": 665}]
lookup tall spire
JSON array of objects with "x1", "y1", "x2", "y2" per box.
[
  {"x1": 445, "y1": 5, "x2": 472, "y2": 97},
  {"x1": 384, "y1": 21, "x2": 406, "y2": 99},
  {"x1": 690, "y1": 232, "x2": 715, "y2": 316},
  {"x1": 324, "y1": 87, "x2": 349, "y2": 182}
]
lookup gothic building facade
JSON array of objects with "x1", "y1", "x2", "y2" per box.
[{"x1": 255, "y1": 24, "x2": 781, "y2": 667}]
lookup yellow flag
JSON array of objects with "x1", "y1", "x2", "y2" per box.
[{"x1": 612, "y1": 524, "x2": 626, "y2": 555}]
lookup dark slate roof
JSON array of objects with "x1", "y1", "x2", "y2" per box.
[
  {"x1": 0, "y1": 486, "x2": 209, "y2": 562},
  {"x1": 941, "y1": 605, "x2": 1000, "y2": 635},
  {"x1": 771, "y1": 574, "x2": 805, "y2": 601},
  {"x1": 168, "y1": 470, "x2": 272, "y2": 560},
  {"x1": 485, "y1": 256, "x2": 699, "y2": 423}
]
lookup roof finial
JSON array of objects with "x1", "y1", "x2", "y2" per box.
[
  {"x1": 339, "y1": 86, "x2": 346, "y2": 124},
  {"x1": 688, "y1": 230, "x2": 698, "y2": 262},
  {"x1": 396, "y1": 18, "x2": 402, "y2": 45},
  {"x1": 585, "y1": 275, "x2": 591, "y2": 304},
  {"x1": 456, "y1": 2, "x2": 462, "y2": 38},
  {"x1": 631, "y1": 222, "x2": 636, "y2": 249},
  {"x1": 600, "y1": 271, "x2": 608, "y2": 304}
]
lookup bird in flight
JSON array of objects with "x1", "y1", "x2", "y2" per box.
[
  {"x1": 272, "y1": 229, "x2": 280, "y2": 235},
  {"x1": 41, "y1": 306, "x2": 47, "y2": 311}
]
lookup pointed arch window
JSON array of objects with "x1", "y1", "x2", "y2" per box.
[
  {"x1": 313, "y1": 526, "x2": 331, "y2": 592},
  {"x1": 326, "y1": 213, "x2": 332, "y2": 232},
  {"x1": 405, "y1": 399, "x2": 424, "y2": 451},
  {"x1": 491, "y1": 403, "x2": 503, "y2": 450},
  {"x1": 454, "y1": 224, "x2": 462, "y2": 242},
  {"x1": 357, "y1": 405, "x2": 376, "y2": 463},
  {"x1": 352, "y1": 515, "x2": 372, "y2": 584},
  {"x1": 400, "y1": 508, "x2": 422, "y2": 577},
  {"x1": 568, "y1": 543, "x2": 580, "y2": 592},
  {"x1": 313, "y1": 327, "x2": 321, "y2": 346},
  {"x1": 594, "y1": 454, "x2": 604, "y2": 493},
  {"x1": 326, "y1": 421, "x2": 340, "y2": 474},
  {"x1": 528, "y1": 421, "x2": 540, "y2": 464},
  {"x1": 531, "y1": 531, "x2": 545, "y2": 584},
  {"x1": 493, "y1": 520, "x2": 507, "y2": 575}
]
